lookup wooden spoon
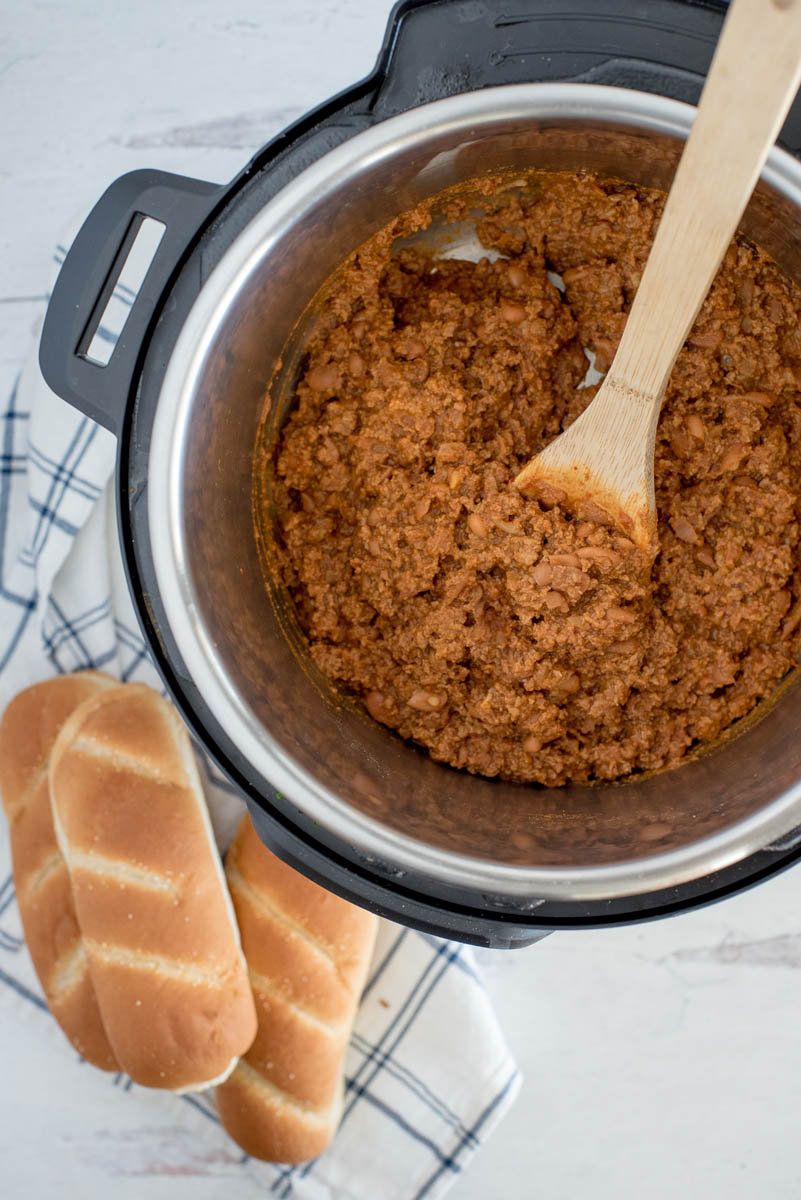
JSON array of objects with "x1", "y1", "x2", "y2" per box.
[{"x1": 514, "y1": 0, "x2": 801, "y2": 552}]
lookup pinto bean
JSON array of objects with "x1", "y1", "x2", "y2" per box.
[
  {"x1": 499, "y1": 301, "x2": 526, "y2": 323},
  {"x1": 307, "y1": 364, "x2": 341, "y2": 393},
  {"x1": 532, "y1": 563, "x2": 554, "y2": 586},
  {"x1": 407, "y1": 688, "x2": 448, "y2": 712},
  {"x1": 671, "y1": 515, "x2": 700, "y2": 544},
  {"x1": 686, "y1": 413, "x2": 706, "y2": 441},
  {"x1": 544, "y1": 590, "x2": 569, "y2": 612}
]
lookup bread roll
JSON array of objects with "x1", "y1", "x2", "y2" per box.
[
  {"x1": 49, "y1": 682, "x2": 257, "y2": 1091},
  {"x1": 216, "y1": 814, "x2": 378, "y2": 1162},
  {"x1": 0, "y1": 671, "x2": 119, "y2": 1070}
]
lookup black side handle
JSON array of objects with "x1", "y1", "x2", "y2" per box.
[{"x1": 39, "y1": 169, "x2": 221, "y2": 437}]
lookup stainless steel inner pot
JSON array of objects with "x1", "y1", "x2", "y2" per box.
[{"x1": 148, "y1": 83, "x2": 801, "y2": 904}]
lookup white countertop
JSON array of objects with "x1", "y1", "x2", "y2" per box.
[{"x1": 3, "y1": 2, "x2": 801, "y2": 1197}]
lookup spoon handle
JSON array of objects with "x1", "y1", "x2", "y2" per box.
[{"x1": 608, "y1": 0, "x2": 801, "y2": 406}]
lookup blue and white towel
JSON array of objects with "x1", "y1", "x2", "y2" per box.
[{"x1": 0, "y1": 244, "x2": 520, "y2": 1199}]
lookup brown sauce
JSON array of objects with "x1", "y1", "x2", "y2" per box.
[{"x1": 264, "y1": 172, "x2": 801, "y2": 785}]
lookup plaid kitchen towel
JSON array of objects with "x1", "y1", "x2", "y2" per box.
[{"x1": 0, "y1": 242, "x2": 520, "y2": 1199}]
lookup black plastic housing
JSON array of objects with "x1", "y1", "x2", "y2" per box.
[{"x1": 38, "y1": 0, "x2": 801, "y2": 948}]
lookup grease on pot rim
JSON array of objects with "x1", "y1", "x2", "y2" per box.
[{"x1": 263, "y1": 172, "x2": 801, "y2": 786}]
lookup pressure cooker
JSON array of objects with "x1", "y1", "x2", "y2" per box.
[{"x1": 38, "y1": 0, "x2": 801, "y2": 947}]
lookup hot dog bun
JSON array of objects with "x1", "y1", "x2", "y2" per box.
[
  {"x1": 216, "y1": 814, "x2": 378, "y2": 1162},
  {"x1": 0, "y1": 671, "x2": 119, "y2": 1069},
  {"x1": 48, "y1": 682, "x2": 257, "y2": 1091}
]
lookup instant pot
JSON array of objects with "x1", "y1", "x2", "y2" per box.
[{"x1": 38, "y1": 0, "x2": 801, "y2": 947}]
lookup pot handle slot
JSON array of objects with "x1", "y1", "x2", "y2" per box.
[{"x1": 39, "y1": 169, "x2": 221, "y2": 438}]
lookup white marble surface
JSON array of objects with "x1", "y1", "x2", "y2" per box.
[{"x1": 3, "y1": 2, "x2": 801, "y2": 1197}]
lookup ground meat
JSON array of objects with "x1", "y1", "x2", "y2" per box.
[{"x1": 265, "y1": 172, "x2": 801, "y2": 785}]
